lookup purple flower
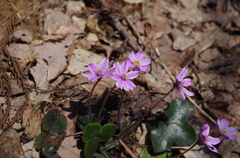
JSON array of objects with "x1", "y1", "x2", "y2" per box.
[
  {"x1": 216, "y1": 119, "x2": 238, "y2": 140},
  {"x1": 111, "y1": 61, "x2": 139, "y2": 91},
  {"x1": 81, "y1": 57, "x2": 115, "y2": 82},
  {"x1": 142, "y1": 105, "x2": 148, "y2": 110},
  {"x1": 176, "y1": 67, "x2": 194, "y2": 100},
  {"x1": 127, "y1": 51, "x2": 151, "y2": 72},
  {"x1": 200, "y1": 123, "x2": 221, "y2": 153}
]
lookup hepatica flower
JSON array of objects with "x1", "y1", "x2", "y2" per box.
[
  {"x1": 216, "y1": 118, "x2": 238, "y2": 140},
  {"x1": 111, "y1": 61, "x2": 139, "y2": 91},
  {"x1": 200, "y1": 123, "x2": 221, "y2": 153},
  {"x1": 127, "y1": 51, "x2": 151, "y2": 72},
  {"x1": 176, "y1": 67, "x2": 194, "y2": 100},
  {"x1": 81, "y1": 57, "x2": 115, "y2": 82}
]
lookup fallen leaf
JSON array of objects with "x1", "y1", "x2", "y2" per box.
[
  {"x1": 13, "y1": 29, "x2": 33, "y2": 43},
  {"x1": 0, "y1": 128, "x2": 25, "y2": 158},
  {"x1": 65, "y1": 49, "x2": 104, "y2": 75},
  {"x1": 30, "y1": 35, "x2": 73, "y2": 89}
]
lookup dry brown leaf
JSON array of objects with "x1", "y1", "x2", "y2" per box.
[
  {"x1": 218, "y1": 132, "x2": 240, "y2": 158},
  {"x1": 8, "y1": 44, "x2": 34, "y2": 59},
  {"x1": 13, "y1": 29, "x2": 33, "y2": 43},
  {"x1": 61, "y1": 100, "x2": 81, "y2": 134},
  {"x1": 22, "y1": 103, "x2": 46, "y2": 140},
  {"x1": 0, "y1": 128, "x2": 25, "y2": 158},
  {"x1": 44, "y1": 9, "x2": 70, "y2": 35},
  {"x1": 65, "y1": 49, "x2": 104, "y2": 75},
  {"x1": 30, "y1": 35, "x2": 73, "y2": 89}
]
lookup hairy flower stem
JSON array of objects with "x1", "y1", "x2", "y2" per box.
[
  {"x1": 88, "y1": 78, "x2": 101, "y2": 123},
  {"x1": 118, "y1": 91, "x2": 126, "y2": 127},
  {"x1": 98, "y1": 85, "x2": 116, "y2": 123},
  {"x1": 116, "y1": 85, "x2": 175, "y2": 140}
]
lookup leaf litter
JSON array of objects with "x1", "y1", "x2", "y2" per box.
[{"x1": 0, "y1": 0, "x2": 240, "y2": 157}]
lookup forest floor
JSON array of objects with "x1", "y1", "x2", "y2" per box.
[{"x1": 0, "y1": 0, "x2": 240, "y2": 158}]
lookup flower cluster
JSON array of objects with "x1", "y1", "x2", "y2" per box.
[
  {"x1": 81, "y1": 51, "x2": 151, "y2": 91},
  {"x1": 200, "y1": 119, "x2": 238, "y2": 153}
]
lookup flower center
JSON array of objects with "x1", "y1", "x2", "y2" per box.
[
  {"x1": 121, "y1": 74, "x2": 127, "y2": 80},
  {"x1": 133, "y1": 60, "x2": 141, "y2": 66},
  {"x1": 221, "y1": 128, "x2": 227, "y2": 134},
  {"x1": 96, "y1": 69, "x2": 103, "y2": 76}
]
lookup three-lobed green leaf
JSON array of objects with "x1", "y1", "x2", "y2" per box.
[{"x1": 151, "y1": 99, "x2": 196, "y2": 153}]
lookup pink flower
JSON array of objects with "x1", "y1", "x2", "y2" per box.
[
  {"x1": 127, "y1": 51, "x2": 151, "y2": 72},
  {"x1": 111, "y1": 61, "x2": 139, "y2": 91},
  {"x1": 200, "y1": 123, "x2": 221, "y2": 153},
  {"x1": 142, "y1": 105, "x2": 148, "y2": 110},
  {"x1": 216, "y1": 119, "x2": 238, "y2": 140},
  {"x1": 176, "y1": 67, "x2": 194, "y2": 100},
  {"x1": 81, "y1": 57, "x2": 115, "y2": 82}
]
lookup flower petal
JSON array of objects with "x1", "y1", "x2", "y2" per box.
[
  {"x1": 89, "y1": 76, "x2": 100, "y2": 82},
  {"x1": 81, "y1": 72, "x2": 95, "y2": 78},
  {"x1": 178, "y1": 67, "x2": 188, "y2": 81},
  {"x1": 225, "y1": 134, "x2": 237, "y2": 140},
  {"x1": 178, "y1": 86, "x2": 186, "y2": 100},
  {"x1": 116, "y1": 79, "x2": 123, "y2": 89},
  {"x1": 122, "y1": 80, "x2": 129, "y2": 91},
  {"x1": 111, "y1": 73, "x2": 121, "y2": 80},
  {"x1": 219, "y1": 119, "x2": 229, "y2": 129},
  {"x1": 207, "y1": 136, "x2": 221, "y2": 145},
  {"x1": 207, "y1": 145, "x2": 219, "y2": 153},
  {"x1": 135, "y1": 51, "x2": 144, "y2": 60},
  {"x1": 88, "y1": 63, "x2": 99, "y2": 74},
  {"x1": 126, "y1": 80, "x2": 136, "y2": 90},
  {"x1": 100, "y1": 57, "x2": 109, "y2": 72},
  {"x1": 129, "y1": 51, "x2": 136, "y2": 61},
  {"x1": 175, "y1": 70, "x2": 179, "y2": 79},
  {"x1": 202, "y1": 124, "x2": 210, "y2": 136},
  {"x1": 140, "y1": 58, "x2": 151, "y2": 66},
  {"x1": 226, "y1": 127, "x2": 238, "y2": 135},
  {"x1": 138, "y1": 66, "x2": 149, "y2": 72},
  {"x1": 114, "y1": 62, "x2": 122, "y2": 75},
  {"x1": 181, "y1": 78, "x2": 192, "y2": 86},
  {"x1": 181, "y1": 86, "x2": 194, "y2": 96},
  {"x1": 122, "y1": 61, "x2": 129, "y2": 74},
  {"x1": 102, "y1": 67, "x2": 115, "y2": 77},
  {"x1": 126, "y1": 71, "x2": 139, "y2": 79}
]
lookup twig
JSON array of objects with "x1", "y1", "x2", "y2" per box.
[
  {"x1": 119, "y1": 139, "x2": 138, "y2": 158},
  {"x1": 125, "y1": 16, "x2": 149, "y2": 53},
  {"x1": 170, "y1": 139, "x2": 198, "y2": 158}
]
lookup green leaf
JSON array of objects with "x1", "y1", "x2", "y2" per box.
[
  {"x1": 84, "y1": 138, "x2": 99, "y2": 158},
  {"x1": 82, "y1": 123, "x2": 102, "y2": 143},
  {"x1": 34, "y1": 131, "x2": 47, "y2": 149},
  {"x1": 98, "y1": 123, "x2": 116, "y2": 142},
  {"x1": 151, "y1": 99, "x2": 196, "y2": 153},
  {"x1": 140, "y1": 148, "x2": 181, "y2": 158},
  {"x1": 42, "y1": 109, "x2": 67, "y2": 134},
  {"x1": 42, "y1": 142, "x2": 59, "y2": 158}
]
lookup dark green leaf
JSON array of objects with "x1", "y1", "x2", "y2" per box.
[
  {"x1": 34, "y1": 131, "x2": 47, "y2": 149},
  {"x1": 151, "y1": 99, "x2": 196, "y2": 153},
  {"x1": 42, "y1": 142, "x2": 59, "y2": 158},
  {"x1": 98, "y1": 123, "x2": 116, "y2": 142},
  {"x1": 84, "y1": 138, "x2": 99, "y2": 158},
  {"x1": 42, "y1": 109, "x2": 67, "y2": 134},
  {"x1": 82, "y1": 123, "x2": 102, "y2": 143}
]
